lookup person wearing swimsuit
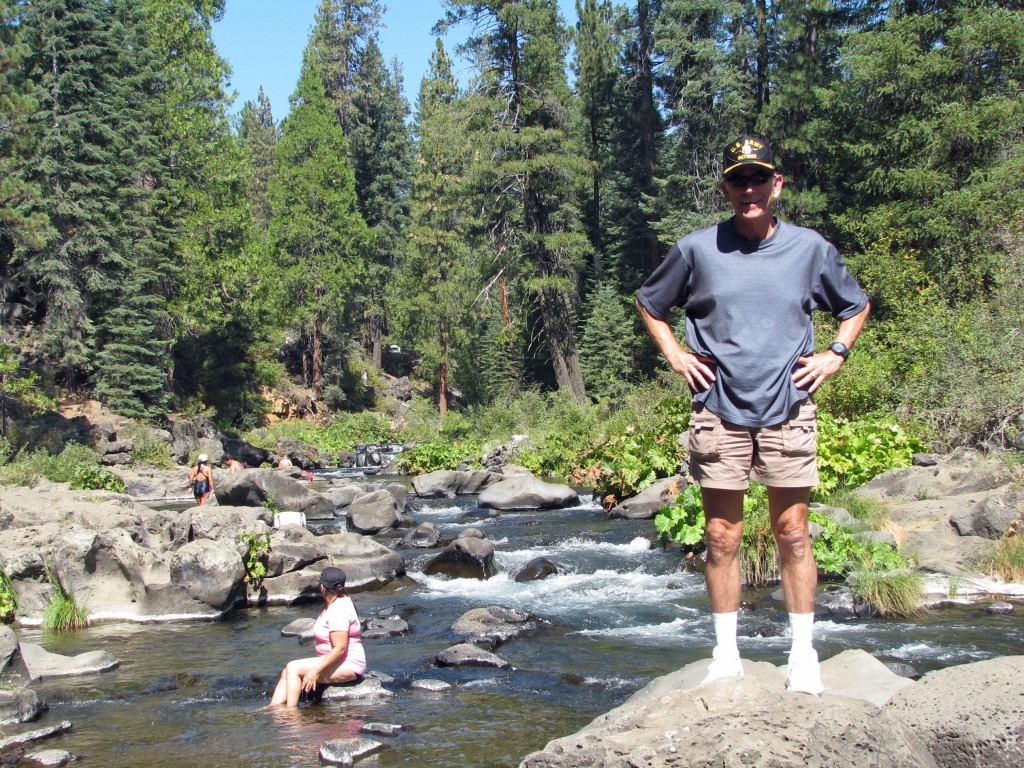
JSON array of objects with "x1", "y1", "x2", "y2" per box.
[{"x1": 187, "y1": 454, "x2": 214, "y2": 506}]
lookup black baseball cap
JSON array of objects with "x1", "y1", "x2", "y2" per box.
[
  {"x1": 723, "y1": 136, "x2": 775, "y2": 175},
  {"x1": 319, "y1": 566, "x2": 347, "y2": 591}
]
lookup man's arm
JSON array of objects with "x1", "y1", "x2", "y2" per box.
[
  {"x1": 792, "y1": 301, "x2": 871, "y2": 393},
  {"x1": 637, "y1": 301, "x2": 716, "y2": 392}
]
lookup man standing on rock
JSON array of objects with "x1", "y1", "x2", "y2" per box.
[{"x1": 636, "y1": 136, "x2": 870, "y2": 694}]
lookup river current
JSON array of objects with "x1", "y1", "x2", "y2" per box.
[{"x1": 14, "y1": 482, "x2": 1024, "y2": 767}]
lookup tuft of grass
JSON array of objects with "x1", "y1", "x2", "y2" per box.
[
  {"x1": 980, "y1": 532, "x2": 1024, "y2": 583},
  {"x1": 41, "y1": 562, "x2": 89, "y2": 631},
  {"x1": 849, "y1": 567, "x2": 924, "y2": 617},
  {"x1": 42, "y1": 589, "x2": 90, "y2": 631},
  {"x1": 740, "y1": 486, "x2": 779, "y2": 587}
]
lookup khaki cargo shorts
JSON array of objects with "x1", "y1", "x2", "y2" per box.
[{"x1": 687, "y1": 400, "x2": 819, "y2": 490}]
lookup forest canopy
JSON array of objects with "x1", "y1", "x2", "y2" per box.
[{"x1": 1, "y1": 0, "x2": 1023, "y2": 450}]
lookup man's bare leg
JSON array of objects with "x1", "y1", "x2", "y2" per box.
[
  {"x1": 701, "y1": 487, "x2": 746, "y2": 682},
  {"x1": 768, "y1": 486, "x2": 823, "y2": 694}
]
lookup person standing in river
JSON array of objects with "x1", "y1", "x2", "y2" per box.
[
  {"x1": 187, "y1": 454, "x2": 214, "y2": 506},
  {"x1": 636, "y1": 136, "x2": 870, "y2": 694},
  {"x1": 268, "y1": 566, "x2": 366, "y2": 708}
]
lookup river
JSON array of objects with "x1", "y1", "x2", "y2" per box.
[{"x1": 13, "y1": 483, "x2": 1024, "y2": 767}]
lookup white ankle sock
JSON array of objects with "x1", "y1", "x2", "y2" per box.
[
  {"x1": 712, "y1": 611, "x2": 739, "y2": 657},
  {"x1": 788, "y1": 612, "x2": 814, "y2": 655}
]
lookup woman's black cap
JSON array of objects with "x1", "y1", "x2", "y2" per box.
[{"x1": 319, "y1": 566, "x2": 347, "y2": 591}]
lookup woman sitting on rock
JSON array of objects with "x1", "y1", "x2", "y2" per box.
[{"x1": 268, "y1": 567, "x2": 366, "y2": 707}]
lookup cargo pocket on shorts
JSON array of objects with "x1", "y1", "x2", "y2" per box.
[
  {"x1": 781, "y1": 403, "x2": 817, "y2": 457},
  {"x1": 688, "y1": 409, "x2": 722, "y2": 460}
]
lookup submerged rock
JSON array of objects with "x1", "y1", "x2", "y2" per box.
[
  {"x1": 19, "y1": 643, "x2": 118, "y2": 681},
  {"x1": 319, "y1": 737, "x2": 383, "y2": 766},
  {"x1": 0, "y1": 687, "x2": 46, "y2": 726},
  {"x1": 435, "y1": 643, "x2": 512, "y2": 669}
]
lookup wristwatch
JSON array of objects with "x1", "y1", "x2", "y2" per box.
[{"x1": 828, "y1": 342, "x2": 850, "y2": 360}]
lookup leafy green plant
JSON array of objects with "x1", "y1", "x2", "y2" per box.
[
  {"x1": 849, "y1": 566, "x2": 924, "y2": 617},
  {"x1": 260, "y1": 490, "x2": 283, "y2": 516},
  {"x1": 815, "y1": 415, "x2": 924, "y2": 495},
  {"x1": 41, "y1": 562, "x2": 89, "y2": 631},
  {"x1": 240, "y1": 530, "x2": 272, "y2": 589},
  {"x1": 654, "y1": 483, "x2": 705, "y2": 547},
  {"x1": 69, "y1": 466, "x2": 125, "y2": 493},
  {"x1": 587, "y1": 396, "x2": 690, "y2": 499},
  {"x1": 809, "y1": 510, "x2": 908, "y2": 575},
  {"x1": 0, "y1": 562, "x2": 18, "y2": 624},
  {"x1": 655, "y1": 482, "x2": 778, "y2": 586}
]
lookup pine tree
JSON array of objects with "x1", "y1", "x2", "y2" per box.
[
  {"x1": 573, "y1": 0, "x2": 620, "y2": 274},
  {"x1": 348, "y1": 39, "x2": 414, "y2": 369},
  {"x1": 578, "y1": 281, "x2": 640, "y2": 402},
  {"x1": 395, "y1": 40, "x2": 482, "y2": 415},
  {"x1": 16, "y1": 0, "x2": 172, "y2": 416},
  {"x1": 1, "y1": 0, "x2": 51, "y2": 277},
  {"x1": 653, "y1": 0, "x2": 756, "y2": 240},
  {"x1": 268, "y1": 51, "x2": 371, "y2": 397},
  {"x1": 601, "y1": 0, "x2": 663, "y2": 289},
  {"x1": 237, "y1": 87, "x2": 279, "y2": 231},
  {"x1": 309, "y1": 1, "x2": 413, "y2": 369},
  {"x1": 440, "y1": 0, "x2": 592, "y2": 404}
]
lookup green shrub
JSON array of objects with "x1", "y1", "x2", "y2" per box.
[
  {"x1": 69, "y1": 466, "x2": 125, "y2": 493},
  {"x1": 849, "y1": 566, "x2": 924, "y2": 617},
  {"x1": 394, "y1": 440, "x2": 482, "y2": 474},
  {"x1": 587, "y1": 396, "x2": 690, "y2": 499},
  {"x1": 36, "y1": 443, "x2": 104, "y2": 483},
  {"x1": 244, "y1": 411, "x2": 396, "y2": 455},
  {"x1": 654, "y1": 483, "x2": 705, "y2": 547},
  {"x1": 126, "y1": 424, "x2": 174, "y2": 469}
]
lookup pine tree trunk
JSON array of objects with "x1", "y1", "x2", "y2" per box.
[
  {"x1": 311, "y1": 320, "x2": 323, "y2": 396},
  {"x1": 539, "y1": 284, "x2": 587, "y2": 404}
]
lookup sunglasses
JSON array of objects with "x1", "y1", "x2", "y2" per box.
[{"x1": 725, "y1": 171, "x2": 774, "y2": 187}]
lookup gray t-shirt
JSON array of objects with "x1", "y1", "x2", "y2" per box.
[{"x1": 637, "y1": 218, "x2": 869, "y2": 428}]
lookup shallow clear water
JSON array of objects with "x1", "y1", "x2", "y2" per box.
[{"x1": 8, "y1": 491, "x2": 1024, "y2": 767}]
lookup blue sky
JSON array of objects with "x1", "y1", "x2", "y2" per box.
[{"x1": 211, "y1": 0, "x2": 580, "y2": 119}]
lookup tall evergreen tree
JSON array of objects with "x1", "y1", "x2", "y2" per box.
[
  {"x1": 1, "y1": 0, "x2": 51, "y2": 329},
  {"x1": 15, "y1": 0, "x2": 172, "y2": 416},
  {"x1": 237, "y1": 87, "x2": 279, "y2": 231},
  {"x1": 268, "y1": 51, "x2": 371, "y2": 397},
  {"x1": 601, "y1": 0, "x2": 663, "y2": 288},
  {"x1": 311, "y1": 0, "x2": 383, "y2": 130},
  {"x1": 348, "y1": 40, "x2": 414, "y2": 369},
  {"x1": 440, "y1": 0, "x2": 592, "y2": 404},
  {"x1": 573, "y1": 0, "x2": 620, "y2": 274},
  {"x1": 396, "y1": 40, "x2": 481, "y2": 415}
]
